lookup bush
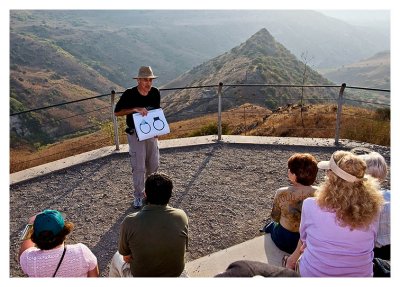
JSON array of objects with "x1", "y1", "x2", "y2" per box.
[
  {"x1": 375, "y1": 107, "x2": 390, "y2": 121},
  {"x1": 341, "y1": 118, "x2": 390, "y2": 146},
  {"x1": 189, "y1": 122, "x2": 230, "y2": 137}
]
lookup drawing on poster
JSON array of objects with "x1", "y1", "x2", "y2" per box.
[
  {"x1": 153, "y1": 116, "x2": 165, "y2": 131},
  {"x1": 139, "y1": 119, "x2": 151, "y2": 134},
  {"x1": 133, "y1": 108, "x2": 170, "y2": 141}
]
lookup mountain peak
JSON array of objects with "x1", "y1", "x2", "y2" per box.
[
  {"x1": 250, "y1": 28, "x2": 274, "y2": 40},
  {"x1": 162, "y1": 28, "x2": 333, "y2": 119},
  {"x1": 231, "y1": 28, "x2": 284, "y2": 58}
]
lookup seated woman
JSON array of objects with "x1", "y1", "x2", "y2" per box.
[
  {"x1": 359, "y1": 151, "x2": 390, "y2": 260},
  {"x1": 284, "y1": 151, "x2": 383, "y2": 277},
  {"x1": 18, "y1": 209, "x2": 99, "y2": 277},
  {"x1": 260, "y1": 153, "x2": 318, "y2": 253}
]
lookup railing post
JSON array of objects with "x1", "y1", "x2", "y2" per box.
[
  {"x1": 217, "y1": 82, "x2": 223, "y2": 141},
  {"x1": 335, "y1": 83, "x2": 346, "y2": 145},
  {"x1": 111, "y1": 90, "x2": 120, "y2": 150},
  {"x1": 243, "y1": 106, "x2": 247, "y2": 136}
]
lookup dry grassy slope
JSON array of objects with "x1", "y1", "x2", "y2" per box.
[
  {"x1": 10, "y1": 33, "x2": 122, "y2": 97},
  {"x1": 10, "y1": 130, "x2": 113, "y2": 173},
  {"x1": 10, "y1": 68, "x2": 107, "y2": 110},
  {"x1": 10, "y1": 34, "x2": 121, "y2": 108},
  {"x1": 165, "y1": 103, "x2": 389, "y2": 145},
  {"x1": 10, "y1": 32, "x2": 124, "y2": 148}
]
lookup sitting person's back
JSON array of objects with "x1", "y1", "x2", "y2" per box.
[
  {"x1": 120, "y1": 203, "x2": 188, "y2": 276},
  {"x1": 285, "y1": 151, "x2": 384, "y2": 277},
  {"x1": 359, "y1": 151, "x2": 390, "y2": 260},
  {"x1": 299, "y1": 197, "x2": 378, "y2": 276},
  {"x1": 109, "y1": 172, "x2": 189, "y2": 277},
  {"x1": 261, "y1": 153, "x2": 318, "y2": 253},
  {"x1": 19, "y1": 209, "x2": 99, "y2": 277},
  {"x1": 272, "y1": 185, "x2": 317, "y2": 233},
  {"x1": 20, "y1": 243, "x2": 98, "y2": 277}
]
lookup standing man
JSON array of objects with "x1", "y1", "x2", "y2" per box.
[
  {"x1": 114, "y1": 66, "x2": 160, "y2": 209},
  {"x1": 109, "y1": 172, "x2": 189, "y2": 277}
]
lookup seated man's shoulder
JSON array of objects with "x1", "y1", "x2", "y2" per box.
[
  {"x1": 123, "y1": 212, "x2": 140, "y2": 222},
  {"x1": 277, "y1": 186, "x2": 290, "y2": 192},
  {"x1": 275, "y1": 186, "x2": 290, "y2": 196},
  {"x1": 168, "y1": 206, "x2": 188, "y2": 219},
  {"x1": 171, "y1": 206, "x2": 187, "y2": 214}
]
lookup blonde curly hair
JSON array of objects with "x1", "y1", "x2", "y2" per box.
[{"x1": 317, "y1": 151, "x2": 383, "y2": 230}]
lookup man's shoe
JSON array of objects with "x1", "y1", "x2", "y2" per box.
[{"x1": 133, "y1": 198, "x2": 142, "y2": 209}]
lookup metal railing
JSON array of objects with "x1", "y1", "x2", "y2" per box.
[{"x1": 10, "y1": 82, "x2": 390, "y2": 172}]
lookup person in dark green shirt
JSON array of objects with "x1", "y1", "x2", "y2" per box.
[{"x1": 109, "y1": 172, "x2": 189, "y2": 277}]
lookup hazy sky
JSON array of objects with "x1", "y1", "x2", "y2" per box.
[{"x1": 318, "y1": 10, "x2": 390, "y2": 28}]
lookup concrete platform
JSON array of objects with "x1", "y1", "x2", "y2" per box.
[
  {"x1": 10, "y1": 135, "x2": 371, "y2": 185},
  {"x1": 9, "y1": 135, "x2": 388, "y2": 277},
  {"x1": 186, "y1": 233, "x2": 289, "y2": 277}
]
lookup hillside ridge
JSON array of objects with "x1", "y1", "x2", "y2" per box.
[
  {"x1": 161, "y1": 28, "x2": 334, "y2": 120},
  {"x1": 322, "y1": 50, "x2": 390, "y2": 89}
]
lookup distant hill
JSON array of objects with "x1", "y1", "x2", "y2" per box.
[
  {"x1": 161, "y1": 28, "x2": 335, "y2": 120},
  {"x1": 10, "y1": 10, "x2": 389, "y2": 88},
  {"x1": 322, "y1": 51, "x2": 390, "y2": 89},
  {"x1": 10, "y1": 32, "x2": 124, "y2": 147}
]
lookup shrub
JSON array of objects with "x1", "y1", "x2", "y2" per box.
[
  {"x1": 375, "y1": 107, "x2": 390, "y2": 121},
  {"x1": 341, "y1": 117, "x2": 390, "y2": 146},
  {"x1": 189, "y1": 122, "x2": 230, "y2": 137}
]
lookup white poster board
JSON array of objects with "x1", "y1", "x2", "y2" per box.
[{"x1": 132, "y1": 108, "x2": 170, "y2": 141}]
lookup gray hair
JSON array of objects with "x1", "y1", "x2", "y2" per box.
[{"x1": 359, "y1": 152, "x2": 388, "y2": 181}]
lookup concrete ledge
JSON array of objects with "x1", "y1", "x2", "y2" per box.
[
  {"x1": 159, "y1": 135, "x2": 218, "y2": 148},
  {"x1": 10, "y1": 135, "x2": 372, "y2": 185},
  {"x1": 186, "y1": 233, "x2": 289, "y2": 277},
  {"x1": 9, "y1": 136, "x2": 218, "y2": 185},
  {"x1": 10, "y1": 146, "x2": 124, "y2": 185}
]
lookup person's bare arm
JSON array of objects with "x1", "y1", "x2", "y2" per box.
[
  {"x1": 87, "y1": 265, "x2": 99, "y2": 277},
  {"x1": 270, "y1": 203, "x2": 281, "y2": 222},
  {"x1": 18, "y1": 215, "x2": 36, "y2": 260},
  {"x1": 18, "y1": 237, "x2": 35, "y2": 260},
  {"x1": 270, "y1": 192, "x2": 281, "y2": 222},
  {"x1": 285, "y1": 239, "x2": 304, "y2": 269}
]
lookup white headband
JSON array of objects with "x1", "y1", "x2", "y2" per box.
[{"x1": 318, "y1": 155, "x2": 367, "y2": 183}]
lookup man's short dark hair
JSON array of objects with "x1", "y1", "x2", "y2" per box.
[{"x1": 145, "y1": 172, "x2": 173, "y2": 205}]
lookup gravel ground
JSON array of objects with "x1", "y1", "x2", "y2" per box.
[{"x1": 9, "y1": 141, "x2": 390, "y2": 277}]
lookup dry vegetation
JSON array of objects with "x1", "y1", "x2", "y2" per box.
[
  {"x1": 10, "y1": 103, "x2": 390, "y2": 173},
  {"x1": 163, "y1": 103, "x2": 389, "y2": 145},
  {"x1": 10, "y1": 132, "x2": 113, "y2": 173}
]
